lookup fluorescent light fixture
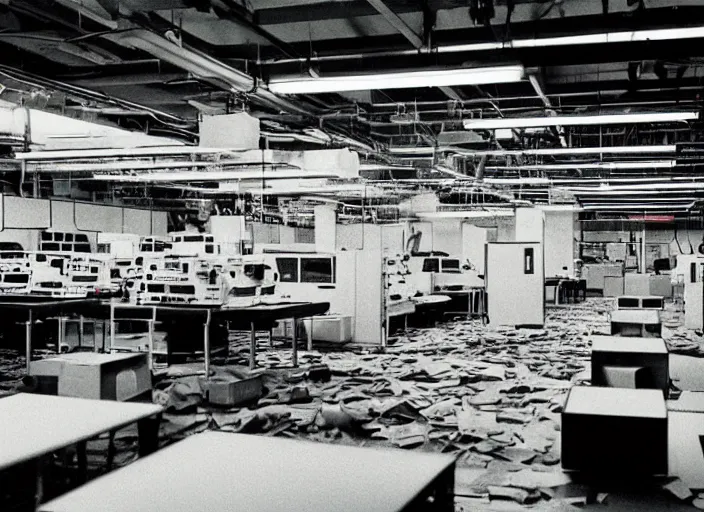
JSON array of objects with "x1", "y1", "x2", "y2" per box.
[
  {"x1": 482, "y1": 177, "x2": 550, "y2": 185},
  {"x1": 464, "y1": 112, "x2": 699, "y2": 130},
  {"x1": 468, "y1": 145, "x2": 677, "y2": 157},
  {"x1": 564, "y1": 182, "x2": 704, "y2": 193},
  {"x1": 581, "y1": 203, "x2": 695, "y2": 211},
  {"x1": 486, "y1": 160, "x2": 676, "y2": 171},
  {"x1": 437, "y1": 26, "x2": 704, "y2": 54},
  {"x1": 494, "y1": 129, "x2": 514, "y2": 140},
  {"x1": 416, "y1": 211, "x2": 515, "y2": 220},
  {"x1": 388, "y1": 147, "x2": 435, "y2": 155},
  {"x1": 269, "y1": 65, "x2": 525, "y2": 94},
  {"x1": 15, "y1": 146, "x2": 242, "y2": 161},
  {"x1": 91, "y1": 170, "x2": 336, "y2": 182}
]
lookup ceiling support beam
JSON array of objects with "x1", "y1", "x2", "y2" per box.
[
  {"x1": 65, "y1": 73, "x2": 190, "y2": 88},
  {"x1": 528, "y1": 73, "x2": 567, "y2": 147},
  {"x1": 366, "y1": 0, "x2": 463, "y2": 101},
  {"x1": 365, "y1": 0, "x2": 424, "y2": 49},
  {"x1": 439, "y1": 86, "x2": 465, "y2": 101}
]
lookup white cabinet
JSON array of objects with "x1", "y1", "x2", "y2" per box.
[{"x1": 486, "y1": 242, "x2": 544, "y2": 327}]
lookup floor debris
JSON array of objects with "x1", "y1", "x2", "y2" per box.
[{"x1": 3, "y1": 298, "x2": 704, "y2": 510}]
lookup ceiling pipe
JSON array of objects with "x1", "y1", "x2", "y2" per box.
[{"x1": 111, "y1": 29, "x2": 317, "y2": 117}]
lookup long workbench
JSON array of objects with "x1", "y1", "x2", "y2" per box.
[{"x1": 0, "y1": 298, "x2": 330, "y2": 373}]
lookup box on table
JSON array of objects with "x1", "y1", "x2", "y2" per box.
[
  {"x1": 650, "y1": 275, "x2": 673, "y2": 298},
  {"x1": 616, "y1": 296, "x2": 664, "y2": 310},
  {"x1": 206, "y1": 375, "x2": 263, "y2": 406},
  {"x1": 610, "y1": 309, "x2": 662, "y2": 337},
  {"x1": 591, "y1": 335, "x2": 669, "y2": 393},
  {"x1": 562, "y1": 386, "x2": 668, "y2": 475},
  {"x1": 668, "y1": 392, "x2": 704, "y2": 489},
  {"x1": 603, "y1": 276, "x2": 624, "y2": 297},
  {"x1": 29, "y1": 352, "x2": 151, "y2": 401},
  {"x1": 303, "y1": 315, "x2": 353, "y2": 343},
  {"x1": 625, "y1": 273, "x2": 651, "y2": 296}
]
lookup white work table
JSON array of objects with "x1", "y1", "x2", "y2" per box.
[
  {"x1": 0, "y1": 393, "x2": 163, "y2": 472},
  {"x1": 591, "y1": 335, "x2": 668, "y2": 354},
  {"x1": 39, "y1": 431, "x2": 457, "y2": 512}
]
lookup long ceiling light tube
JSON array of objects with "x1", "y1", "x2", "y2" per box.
[
  {"x1": 268, "y1": 65, "x2": 525, "y2": 94},
  {"x1": 263, "y1": 25, "x2": 704, "y2": 66},
  {"x1": 485, "y1": 160, "x2": 677, "y2": 171},
  {"x1": 580, "y1": 203, "x2": 695, "y2": 211},
  {"x1": 28, "y1": 161, "x2": 299, "y2": 173},
  {"x1": 464, "y1": 112, "x2": 699, "y2": 130},
  {"x1": 560, "y1": 184, "x2": 704, "y2": 195},
  {"x1": 90, "y1": 170, "x2": 337, "y2": 182},
  {"x1": 387, "y1": 145, "x2": 678, "y2": 157},
  {"x1": 14, "y1": 146, "x2": 247, "y2": 161},
  {"x1": 465, "y1": 145, "x2": 678, "y2": 157}
]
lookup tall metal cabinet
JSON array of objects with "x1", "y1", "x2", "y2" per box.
[{"x1": 486, "y1": 242, "x2": 545, "y2": 328}]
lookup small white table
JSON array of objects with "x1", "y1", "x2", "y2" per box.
[
  {"x1": 39, "y1": 431, "x2": 457, "y2": 512},
  {"x1": 0, "y1": 393, "x2": 162, "y2": 506}
]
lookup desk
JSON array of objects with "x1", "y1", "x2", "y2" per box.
[
  {"x1": 0, "y1": 299, "x2": 103, "y2": 372},
  {"x1": 0, "y1": 393, "x2": 163, "y2": 472},
  {"x1": 39, "y1": 431, "x2": 457, "y2": 512},
  {"x1": 545, "y1": 277, "x2": 585, "y2": 304},
  {"x1": 440, "y1": 286, "x2": 486, "y2": 320},
  {"x1": 0, "y1": 393, "x2": 162, "y2": 508},
  {"x1": 105, "y1": 301, "x2": 330, "y2": 372}
]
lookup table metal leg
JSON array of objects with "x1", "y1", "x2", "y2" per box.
[
  {"x1": 25, "y1": 312, "x2": 32, "y2": 374},
  {"x1": 137, "y1": 413, "x2": 161, "y2": 457},
  {"x1": 76, "y1": 440, "x2": 88, "y2": 485},
  {"x1": 203, "y1": 318, "x2": 210, "y2": 377},
  {"x1": 106, "y1": 430, "x2": 116, "y2": 471},
  {"x1": 109, "y1": 303, "x2": 115, "y2": 353},
  {"x1": 79, "y1": 315, "x2": 85, "y2": 349},
  {"x1": 249, "y1": 322, "x2": 256, "y2": 370},
  {"x1": 306, "y1": 318, "x2": 313, "y2": 351},
  {"x1": 35, "y1": 456, "x2": 45, "y2": 508},
  {"x1": 291, "y1": 317, "x2": 298, "y2": 367},
  {"x1": 433, "y1": 464, "x2": 455, "y2": 512},
  {"x1": 147, "y1": 320, "x2": 154, "y2": 371}
]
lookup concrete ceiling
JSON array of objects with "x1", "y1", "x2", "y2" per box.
[{"x1": 0, "y1": 0, "x2": 702, "y2": 153}]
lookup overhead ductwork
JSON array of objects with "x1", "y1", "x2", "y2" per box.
[{"x1": 109, "y1": 29, "x2": 317, "y2": 117}]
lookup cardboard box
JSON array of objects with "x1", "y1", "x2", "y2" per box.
[
  {"x1": 610, "y1": 309, "x2": 662, "y2": 337},
  {"x1": 650, "y1": 275, "x2": 673, "y2": 298},
  {"x1": 305, "y1": 315, "x2": 353, "y2": 343},
  {"x1": 207, "y1": 375, "x2": 263, "y2": 406},
  {"x1": 562, "y1": 387, "x2": 668, "y2": 475},
  {"x1": 29, "y1": 352, "x2": 151, "y2": 401},
  {"x1": 625, "y1": 273, "x2": 650, "y2": 296},
  {"x1": 616, "y1": 296, "x2": 664, "y2": 310},
  {"x1": 591, "y1": 336, "x2": 669, "y2": 393},
  {"x1": 603, "y1": 276, "x2": 624, "y2": 297}
]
